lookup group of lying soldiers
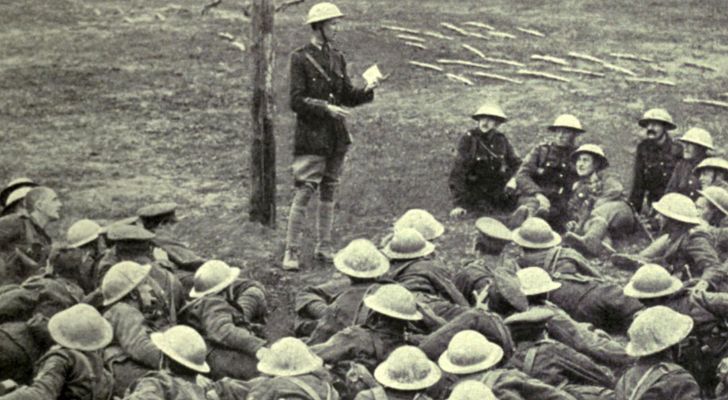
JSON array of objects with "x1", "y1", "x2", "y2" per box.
[{"x1": 1, "y1": 104, "x2": 728, "y2": 399}]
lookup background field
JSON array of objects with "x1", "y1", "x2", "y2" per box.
[{"x1": 2, "y1": 0, "x2": 728, "y2": 338}]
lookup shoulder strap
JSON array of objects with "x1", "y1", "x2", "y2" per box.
[
  {"x1": 351, "y1": 284, "x2": 379, "y2": 327},
  {"x1": 287, "y1": 377, "x2": 324, "y2": 400},
  {"x1": 304, "y1": 52, "x2": 332, "y2": 83},
  {"x1": 523, "y1": 346, "x2": 539, "y2": 376},
  {"x1": 544, "y1": 246, "x2": 562, "y2": 274},
  {"x1": 628, "y1": 363, "x2": 672, "y2": 400}
]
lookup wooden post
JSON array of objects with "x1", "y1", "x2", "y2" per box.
[{"x1": 249, "y1": 0, "x2": 276, "y2": 226}]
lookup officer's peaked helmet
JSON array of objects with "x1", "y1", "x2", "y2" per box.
[
  {"x1": 305, "y1": 2, "x2": 344, "y2": 25},
  {"x1": 639, "y1": 108, "x2": 676, "y2": 130}
]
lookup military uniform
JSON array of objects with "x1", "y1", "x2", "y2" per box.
[
  {"x1": 443, "y1": 368, "x2": 579, "y2": 400},
  {"x1": 628, "y1": 136, "x2": 682, "y2": 213},
  {"x1": 246, "y1": 371, "x2": 339, "y2": 400},
  {"x1": 179, "y1": 278, "x2": 268, "y2": 380},
  {"x1": 515, "y1": 142, "x2": 578, "y2": 230},
  {"x1": 567, "y1": 171, "x2": 635, "y2": 238},
  {"x1": 449, "y1": 128, "x2": 521, "y2": 212},
  {"x1": 666, "y1": 156, "x2": 706, "y2": 200},
  {"x1": 0, "y1": 213, "x2": 52, "y2": 284},
  {"x1": 0, "y1": 273, "x2": 84, "y2": 324},
  {"x1": 614, "y1": 361, "x2": 700, "y2": 400},
  {"x1": 0, "y1": 318, "x2": 50, "y2": 384},
  {"x1": 123, "y1": 370, "x2": 250, "y2": 400},
  {"x1": 0, "y1": 345, "x2": 114, "y2": 400}
]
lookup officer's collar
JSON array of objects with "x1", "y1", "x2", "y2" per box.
[{"x1": 310, "y1": 37, "x2": 327, "y2": 51}]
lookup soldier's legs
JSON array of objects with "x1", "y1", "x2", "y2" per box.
[
  {"x1": 419, "y1": 309, "x2": 514, "y2": 360},
  {"x1": 284, "y1": 156, "x2": 325, "y2": 270},
  {"x1": 316, "y1": 152, "x2": 347, "y2": 261},
  {"x1": 592, "y1": 201, "x2": 635, "y2": 238},
  {"x1": 564, "y1": 217, "x2": 609, "y2": 256},
  {"x1": 508, "y1": 195, "x2": 540, "y2": 228}
]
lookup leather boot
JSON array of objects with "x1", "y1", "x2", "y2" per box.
[
  {"x1": 315, "y1": 201, "x2": 335, "y2": 262},
  {"x1": 564, "y1": 218, "x2": 608, "y2": 256},
  {"x1": 283, "y1": 188, "x2": 312, "y2": 271}
]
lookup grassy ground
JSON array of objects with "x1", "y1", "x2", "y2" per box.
[{"x1": 2, "y1": 0, "x2": 728, "y2": 338}]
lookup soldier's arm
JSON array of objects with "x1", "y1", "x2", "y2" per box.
[
  {"x1": 104, "y1": 303, "x2": 163, "y2": 369},
  {"x1": 493, "y1": 369, "x2": 579, "y2": 400},
  {"x1": 289, "y1": 51, "x2": 330, "y2": 118},
  {"x1": 310, "y1": 327, "x2": 372, "y2": 365},
  {"x1": 448, "y1": 134, "x2": 475, "y2": 208},
  {"x1": 0, "y1": 353, "x2": 70, "y2": 400},
  {"x1": 202, "y1": 298, "x2": 266, "y2": 354},
  {"x1": 595, "y1": 175, "x2": 624, "y2": 206},
  {"x1": 122, "y1": 375, "x2": 169, "y2": 400},
  {"x1": 515, "y1": 146, "x2": 545, "y2": 196},
  {"x1": 685, "y1": 229, "x2": 726, "y2": 290},
  {"x1": 504, "y1": 137, "x2": 522, "y2": 175},
  {"x1": 296, "y1": 277, "x2": 349, "y2": 319},
  {"x1": 338, "y1": 55, "x2": 374, "y2": 108},
  {"x1": 234, "y1": 282, "x2": 268, "y2": 323},
  {"x1": 628, "y1": 147, "x2": 646, "y2": 212}
]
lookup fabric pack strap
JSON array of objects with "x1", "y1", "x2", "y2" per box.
[
  {"x1": 628, "y1": 363, "x2": 670, "y2": 400},
  {"x1": 287, "y1": 377, "x2": 326, "y2": 400},
  {"x1": 523, "y1": 346, "x2": 539, "y2": 376},
  {"x1": 304, "y1": 52, "x2": 332, "y2": 83}
]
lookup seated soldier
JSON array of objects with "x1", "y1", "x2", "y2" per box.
[
  {"x1": 511, "y1": 218, "x2": 641, "y2": 333},
  {"x1": 666, "y1": 127, "x2": 714, "y2": 200},
  {"x1": 179, "y1": 260, "x2": 267, "y2": 380},
  {"x1": 695, "y1": 157, "x2": 728, "y2": 191},
  {"x1": 623, "y1": 263, "x2": 728, "y2": 393},
  {"x1": 449, "y1": 102, "x2": 520, "y2": 218},
  {"x1": 296, "y1": 239, "x2": 391, "y2": 343},
  {"x1": 614, "y1": 306, "x2": 700, "y2": 400},
  {"x1": 382, "y1": 228, "x2": 470, "y2": 320},
  {"x1": 611, "y1": 192, "x2": 726, "y2": 291},
  {"x1": 697, "y1": 186, "x2": 728, "y2": 260},
  {"x1": 65, "y1": 219, "x2": 107, "y2": 294},
  {"x1": 353, "y1": 345, "x2": 444, "y2": 400},
  {"x1": 0, "y1": 304, "x2": 114, "y2": 400},
  {"x1": 0, "y1": 186, "x2": 60, "y2": 284},
  {"x1": 123, "y1": 325, "x2": 249, "y2": 400},
  {"x1": 515, "y1": 267, "x2": 631, "y2": 368},
  {"x1": 563, "y1": 144, "x2": 635, "y2": 256},
  {"x1": 509, "y1": 114, "x2": 584, "y2": 231},
  {"x1": 246, "y1": 337, "x2": 339, "y2": 400},
  {"x1": 101, "y1": 261, "x2": 174, "y2": 397},
  {"x1": 438, "y1": 330, "x2": 578, "y2": 399},
  {"x1": 504, "y1": 307, "x2": 616, "y2": 396},
  {"x1": 311, "y1": 284, "x2": 514, "y2": 371}
]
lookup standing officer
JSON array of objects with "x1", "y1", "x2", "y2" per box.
[
  {"x1": 628, "y1": 108, "x2": 682, "y2": 214},
  {"x1": 449, "y1": 102, "x2": 521, "y2": 218},
  {"x1": 510, "y1": 114, "x2": 584, "y2": 231},
  {"x1": 283, "y1": 2, "x2": 383, "y2": 271}
]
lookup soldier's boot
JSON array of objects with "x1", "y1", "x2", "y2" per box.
[
  {"x1": 507, "y1": 204, "x2": 532, "y2": 229},
  {"x1": 564, "y1": 217, "x2": 608, "y2": 257},
  {"x1": 314, "y1": 201, "x2": 335, "y2": 262},
  {"x1": 283, "y1": 186, "x2": 314, "y2": 271}
]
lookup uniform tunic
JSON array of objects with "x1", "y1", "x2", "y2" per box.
[
  {"x1": 246, "y1": 371, "x2": 339, "y2": 400},
  {"x1": 443, "y1": 368, "x2": 579, "y2": 400},
  {"x1": 567, "y1": 171, "x2": 634, "y2": 234},
  {"x1": 628, "y1": 136, "x2": 683, "y2": 213},
  {"x1": 0, "y1": 273, "x2": 84, "y2": 324},
  {"x1": 666, "y1": 156, "x2": 706, "y2": 200},
  {"x1": 614, "y1": 361, "x2": 700, "y2": 400},
  {"x1": 0, "y1": 213, "x2": 52, "y2": 284}
]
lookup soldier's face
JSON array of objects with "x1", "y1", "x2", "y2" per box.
[
  {"x1": 575, "y1": 154, "x2": 596, "y2": 177},
  {"x1": 136, "y1": 281, "x2": 155, "y2": 308},
  {"x1": 321, "y1": 19, "x2": 339, "y2": 41},
  {"x1": 645, "y1": 121, "x2": 667, "y2": 140},
  {"x1": 477, "y1": 117, "x2": 501, "y2": 133},
  {"x1": 682, "y1": 143, "x2": 700, "y2": 160},
  {"x1": 554, "y1": 128, "x2": 577, "y2": 146},
  {"x1": 699, "y1": 169, "x2": 716, "y2": 189},
  {"x1": 38, "y1": 191, "x2": 62, "y2": 221},
  {"x1": 696, "y1": 197, "x2": 713, "y2": 221}
]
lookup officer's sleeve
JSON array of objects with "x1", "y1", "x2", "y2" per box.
[
  {"x1": 448, "y1": 134, "x2": 474, "y2": 208},
  {"x1": 0, "y1": 353, "x2": 70, "y2": 400},
  {"x1": 628, "y1": 146, "x2": 646, "y2": 213},
  {"x1": 338, "y1": 55, "x2": 374, "y2": 108},
  {"x1": 504, "y1": 138, "x2": 522, "y2": 176},
  {"x1": 201, "y1": 297, "x2": 266, "y2": 354},
  {"x1": 515, "y1": 146, "x2": 545, "y2": 196},
  {"x1": 289, "y1": 51, "x2": 329, "y2": 118},
  {"x1": 104, "y1": 303, "x2": 163, "y2": 369}
]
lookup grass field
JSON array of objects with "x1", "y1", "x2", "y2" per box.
[{"x1": 2, "y1": 0, "x2": 728, "y2": 338}]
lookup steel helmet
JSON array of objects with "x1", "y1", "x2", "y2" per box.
[
  {"x1": 548, "y1": 114, "x2": 584, "y2": 133},
  {"x1": 638, "y1": 108, "x2": 676, "y2": 130},
  {"x1": 151, "y1": 325, "x2": 210, "y2": 373},
  {"x1": 48, "y1": 304, "x2": 113, "y2": 351},
  {"x1": 516, "y1": 267, "x2": 561, "y2": 296},
  {"x1": 0, "y1": 177, "x2": 37, "y2": 207},
  {"x1": 572, "y1": 144, "x2": 609, "y2": 170},
  {"x1": 257, "y1": 337, "x2": 324, "y2": 377},
  {"x1": 374, "y1": 345, "x2": 442, "y2": 391},
  {"x1": 626, "y1": 306, "x2": 693, "y2": 357},
  {"x1": 305, "y1": 2, "x2": 344, "y2": 25},
  {"x1": 67, "y1": 219, "x2": 102, "y2": 248},
  {"x1": 189, "y1": 260, "x2": 240, "y2": 298},
  {"x1": 101, "y1": 261, "x2": 153, "y2": 306},
  {"x1": 472, "y1": 102, "x2": 508, "y2": 122},
  {"x1": 652, "y1": 193, "x2": 702, "y2": 225},
  {"x1": 364, "y1": 284, "x2": 423, "y2": 321},
  {"x1": 382, "y1": 228, "x2": 436, "y2": 260},
  {"x1": 679, "y1": 127, "x2": 714, "y2": 150},
  {"x1": 694, "y1": 157, "x2": 728, "y2": 174},
  {"x1": 394, "y1": 209, "x2": 445, "y2": 240},
  {"x1": 438, "y1": 330, "x2": 504, "y2": 374},
  {"x1": 512, "y1": 218, "x2": 561, "y2": 249},
  {"x1": 448, "y1": 381, "x2": 497, "y2": 400},
  {"x1": 5, "y1": 187, "x2": 33, "y2": 208},
  {"x1": 333, "y1": 239, "x2": 390, "y2": 279},
  {"x1": 699, "y1": 186, "x2": 728, "y2": 217},
  {"x1": 623, "y1": 264, "x2": 683, "y2": 299}
]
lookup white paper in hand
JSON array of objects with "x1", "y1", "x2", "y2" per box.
[{"x1": 363, "y1": 64, "x2": 384, "y2": 86}]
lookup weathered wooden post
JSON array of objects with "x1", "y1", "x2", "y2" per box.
[{"x1": 249, "y1": 0, "x2": 276, "y2": 226}]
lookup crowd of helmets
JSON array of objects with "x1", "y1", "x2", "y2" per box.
[{"x1": 2, "y1": 113, "x2": 728, "y2": 399}]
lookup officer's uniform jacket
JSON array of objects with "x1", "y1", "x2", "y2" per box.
[
  {"x1": 666, "y1": 156, "x2": 706, "y2": 200},
  {"x1": 0, "y1": 345, "x2": 113, "y2": 400},
  {"x1": 516, "y1": 142, "x2": 577, "y2": 202},
  {"x1": 614, "y1": 360, "x2": 700, "y2": 400},
  {"x1": 290, "y1": 42, "x2": 374, "y2": 157},
  {"x1": 0, "y1": 213, "x2": 51, "y2": 284},
  {"x1": 0, "y1": 273, "x2": 84, "y2": 324},
  {"x1": 567, "y1": 171, "x2": 625, "y2": 227},
  {"x1": 443, "y1": 368, "x2": 579, "y2": 400},
  {"x1": 628, "y1": 136, "x2": 683, "y2": 213},
  {"x1": 448, "y1": 128, "x2": 521, "y2": 210}
]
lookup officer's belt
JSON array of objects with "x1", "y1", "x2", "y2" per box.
[{"x1": 304, "y1": 52, "x2": 332, "y2": 83}]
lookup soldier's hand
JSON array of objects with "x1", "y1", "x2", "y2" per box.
[
  {"x1": 535, "y1": 193, "x2": 551, "y2": 211},
  {"x1": 505, "y1": 177, "x2": 517, "y2": 191},
  {"x1": 565, "y1": 220, "x2": 578, "y2": 232},
  {"x1": 449, "y1": 207, "x2": 467, "y2": 219},
  {"x1": 326, "y1": 104, "x2": 351, "y2": 119},
  {"x1": 346, "y1": 362, "x2": 378, "y2": 388}
]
